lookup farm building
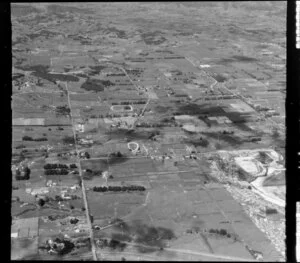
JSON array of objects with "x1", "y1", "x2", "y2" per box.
[{"x1": 75, "y1": 124, "x2": 84, "y2": 132}]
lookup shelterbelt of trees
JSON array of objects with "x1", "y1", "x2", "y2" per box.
[
  {"x1": 93, "y1": 185, "x2": 146, "y2": 192},
  {"x1": 43, "y1": 163, "x2": 78, "y2": 175}
]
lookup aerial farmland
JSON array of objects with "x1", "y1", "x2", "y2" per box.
[{"x1": 11, "y1": 2, "x2": 286, "y2": 261}]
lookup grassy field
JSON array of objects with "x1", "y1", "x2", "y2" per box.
[
  {"x1": 87, "y1": 191, "x2": 146, "y2": 220},
  {"x1": 11, "y1": 237, "x2": 39, "y2": 260},
  {"x1": 88, "y1": 168, "x2": 282, "y2": 260}
]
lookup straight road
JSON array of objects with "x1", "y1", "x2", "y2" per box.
[
  {"x1": 119, "y1": 66, "x2": 151, "y2": 129},
  {"x1": 65, "y1": 81, "x2": 98, "y2": 261}
]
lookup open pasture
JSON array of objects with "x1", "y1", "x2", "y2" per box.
[
  {"x1": 87, "y1": 191, "x2": 146, "y2": 220},
  {"x1": 51, "y1": 55, "x2": 96, "y2": 67},
  {"x1": 12, "y1": 125, "x2": 74, "y2": 147},
  {"x1": 90, "y1": 171, "x2": 275, "y2": 259},
  {"x1": 13, "y1": 92, "x2": 68, "y2": 110},
  {"x1": 11, "y1": 237, "x2": 39, "y2": 260},
  {"x1": 206, "y1": 234, "x2": 253, "y2": 259},
  {"x1": 76, "y1": 105, "x2": 111, "y2": 118}
]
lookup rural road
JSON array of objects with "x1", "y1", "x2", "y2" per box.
[
  {"x1": 65, "y1": 81, "x2": 98, "y2": 261},
  {"x1": 251, "y1": 176, "x2": 285, "y2": 207},
  {"x1": 119, "y1": 66, "x2": 151, "y2": 128}
]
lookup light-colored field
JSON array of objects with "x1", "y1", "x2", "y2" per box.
[
  {"x1": 11, "y1": 217, "x2": 39, "y2": 238},
  {"x1": 13, "y1": 118, "x2": 45, "y2": 126}
]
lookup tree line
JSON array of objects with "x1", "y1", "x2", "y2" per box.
[
  {"x1": 22, "y1": 136, "x2": 48, "y2": 141},
  {"x1": 111, "y1": 101, "x2": 146, "y2": 105},
  {"x1": 43, "y1": 163, "x2": 78, "y2": 175},
  {"x1": 93, "y1": 185, "x2": 146, "y2": 192},
  {"x1": 44, "y1": 163, "x2": 77, "y2": 169},
  {"x1": 209, "y1": 228, "x2": 233, "y2": 238},
  {"x1": 44, "y1": 169, "x2": 69, "y2": 175}
]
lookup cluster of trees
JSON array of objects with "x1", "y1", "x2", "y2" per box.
[
  {"x1": 96, "y1": 238, "x2": 127, "y2": 251},
  {"x1": 249, "y1": 137, "x2": 261, "y2": 142},
  {"x1": 129, "y1": 58, "x2": 146, "y2": 62},
  {"x1": 75, "y1": 73, "x2": 88, "y2": 78},
  {"x1": 109, "y1": 151, "x2": 123, "y2": 158},
  {"x1": 236, "y1": 168, "x2": 256, "y2": 183},
  {"x1": 93, "y1": 185, "x2": 146, "y2": 192},
  {"x1": 55, "y1": 105, "x2": 71, "y2": 116},
  {"x1": 136, "y1": 122, "x2": 181, "y2": 128},
  {"x1": 84, "y1": 169, "x2": 102, "y2": 176},
  {"x1": 265, "y1": 208, "x2": 278, "y2": 215},
  {"x1": 44, "y1": 169, "x2": 69, "y2": 175},
  {"x1": 271, "y1": 128, "x2": 280, "y2": 139},
  {"x1": 148, "y1": 131, "x2": 160, "y2": 140},
  {"x1": 30, "y1": 65, "x2": 79, "y2": 84},
  {"x1": 62, "y1": 136, "x2": 75, "y2": 145},
  {"x1": 81, "y1": 78, "x2": 114, "y2": 92},
  {"x1": 162, "y1": 116, "x2": 175, "y2": 122},
  {"x1": 79, "y1": 151, "x2": 90, "y2": 159},
  {"x1": 126, "y1": 69, "x2": 143, "y2": 74},
  {"x1": 83, "y1": 172, "x2": 93, "y2": 180},
  {"x1": 256, "y1": 105, "x2": 270, "y2": 112},
  {"x1": 37, "y1": 197, "x2": 49, "y2": 207},
  {"x1": 111, "y1": 100, "x2": 146, "y2": 105},
  {"x1": 15, "y1": 144, "x2": 26, "y2": 149},
  {"x1": 70, "y1": 217, "x2": 79, "y2": 224},
  {"x1": 54, "y1": 195, "x2": 63, "y2": 202},
  {"x1": 43, "y1": 237, "x2": 75, "y2": 255},
  {"x1": 222, "y1": 130, "x2": 234, "y2": 135},
  {"x1": 215, "y1": 157, "x2": 227, "y2": 171},
  {"x1": 44, "y1": 163, "x2": 68, "y2": 169},
  {"x1": 189, "y1": 137, "x2": 209, "y2": 148},
  {"x1": 88, "y1": 65, "x2": 107, "y2": 75},
  {"x1": 52, "y1": 194, "x2": 80, "y2": 202},
  {"x1": 124, "y1": 105, "x2": 131, "y2": 110},
  {"x1": 106, "y1": 73, "x2": 126, "y2": 77},
  {"x1": 209, "y1": 228, "x2": 231, "y2": 238},
  {"x1": 174, "y1": 93, "x2": 189, "y2": 98},
  {"x1": 12, "y1": 72, "x2": 25, "y2": 81},
  {"x1": 22, "y1": 136, "x2": 48, "y2": 141},
  {"x1": 197, "y1": 139, "x2": 209, "y2": 148},
  {"x1": 43, "y1": 163, "x2": 77, "y2": 169},
  {"x1": 173, "y1": 111, "x2": 205, "y2": 116},
  {"x1": 15, "y1": 166, "x2": 31, "y2": 180},
  {"x1": 48, "y1": 213, "x2": 67, "y2": 221},
  {"x1": 83, "y1": 169, "x2": 102, "y2": 180},
  {"x1": 92, "y1": 113, "x2": 132, "y2": 118}
]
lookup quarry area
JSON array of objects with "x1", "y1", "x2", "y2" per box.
[{"x1": 11, "y1": 3, "x2": 285, "y2": 261}]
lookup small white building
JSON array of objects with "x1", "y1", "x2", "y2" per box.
[{"x1": 75, "y1": 124, "x2": 84, "y2": 133}]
